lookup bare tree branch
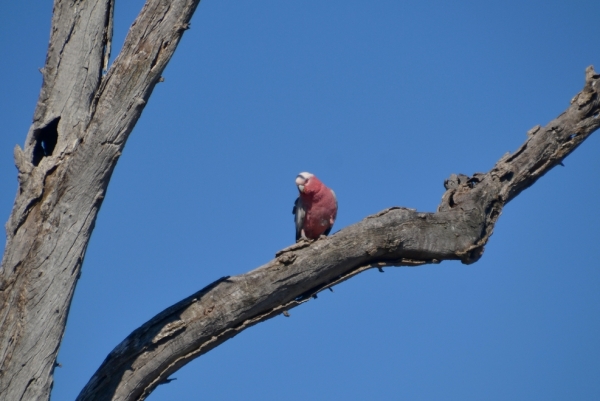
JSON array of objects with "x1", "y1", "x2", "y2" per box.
[
  {"x1": 1, "y1": 0, "x2": 598, "y2": 399},
  {"x1": 77, "y1": 68, "x2": 600, "y2": 401},
  {"x1": 0, "y1": 1, "x2": 200, "y2": 399}
]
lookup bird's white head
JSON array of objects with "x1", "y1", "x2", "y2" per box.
[{"x1": 295, "y1": 172, "x2": 314, "y2": 193}]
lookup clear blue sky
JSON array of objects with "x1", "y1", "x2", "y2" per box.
[{"x1": 1, "y1": 1, "x2": 600, "y2": 400}]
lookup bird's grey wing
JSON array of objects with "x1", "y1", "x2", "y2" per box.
[
  {"x1": 323, "y1": 189, "x2": 337, "y2": 236},
  {"x1": 330, "y1": 189, "x2": 338, "y2": 213},
  {"x1": 293, "y1": 197, "x2": 305, "y2": 242}
]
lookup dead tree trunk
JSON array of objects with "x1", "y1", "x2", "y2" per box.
[{"x1": 0, "y1": 1, "x2": 201, "y2": 400}]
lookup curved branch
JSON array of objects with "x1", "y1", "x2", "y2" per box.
[
  {"x1": 77, "y1": 67, "x2": 600, "y2": 401},
  {"x1": 0, "y1": 1, "x2": 201, "y2": 400}
]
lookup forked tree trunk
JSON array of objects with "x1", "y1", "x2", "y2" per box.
[
  {"x1": 1, "y1": 1, "x2": 599, "y2": 401},
  {"x1": 0, "y1": 1, "x2": 201, "y2": 400}
]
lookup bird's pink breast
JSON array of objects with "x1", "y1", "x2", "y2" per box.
[{"x1": 300, "y1": 188, "x2": 337, "y2": 239}]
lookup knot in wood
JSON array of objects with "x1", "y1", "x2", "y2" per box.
[
  {"x1": 388, "y1": 238, "x2": 402, "y2": 248},
  {"x1": 277, "y1": 253, "x2": 297, "y2": 265},
  {"x1": 576, "y1": 90, "x2": 595, "y2": 108},
  {"x1": 444, "y1": 174, "x2": 469, "y2": 190},
  {"x1": 492, "y1": 163, "x2": 515, "y2": 183},
  {"x1": 202, "y1": 305, "x2": 215, "y2": 316}
]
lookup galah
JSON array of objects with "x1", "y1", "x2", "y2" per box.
[{"x1": 293, "y1": 172, "x2": 338, "y2": 241}]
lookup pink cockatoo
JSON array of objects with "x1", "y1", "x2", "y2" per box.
[{"x1": 293, "y1": 172, "x2": 338, "y2": 241}]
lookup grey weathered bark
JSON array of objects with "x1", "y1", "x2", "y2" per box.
[
  {"x1": 1, "y1": 0, "x2": 599, "y2": 400},
  {"x1": 0, "y1": 1, "x2": 200, "y2": 400},
  {"x1": 76, "y1": 68, "x2": 600, "y2": 401}
]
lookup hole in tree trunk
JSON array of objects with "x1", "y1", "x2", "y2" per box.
[{"x1": 32, "y1": 117, "x2": 60, "y2": 166}]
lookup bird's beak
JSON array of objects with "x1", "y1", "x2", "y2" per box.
[{"x1": 295, "y1": 176, "x2": 307, "y2": 192}]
